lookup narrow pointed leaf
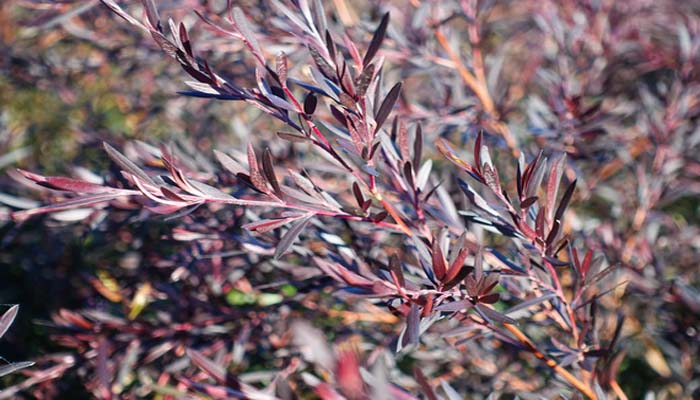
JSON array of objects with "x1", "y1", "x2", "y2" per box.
[
  {"x1": 554, "y1": 179, "x2": 577, "y2": 223},
  {"x1": 0, "y1": 361, "x2": 34, "y2": 378},
  {"x1": 274, "y1": 215, "x2": 313, "y2": 259},
  {"x1": 0, "y1": 305, "x2": 19, "y2": 339},
  {"x1": 363, "y1": 12, "x2": 390, "y2": 67},
  {"x1": 104, "y1": 143, "x2": 154, "y2": 185},
  {"x1": 374, "y1": 82, "x2": 401, "y2": 133}
]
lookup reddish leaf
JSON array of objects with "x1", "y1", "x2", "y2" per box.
[
  {"x1": 18, "y1": 170, "x2": 114, "y2": 194},
  {"x1": 413, "y1": 367, "x2": 438, "y2": 400},
  {"x1": 479, "y1": 293, "x2": 500, "y2": 304},
  {"x1": 444, "y1": 247, "x2": 469, "y2": 285},
  {"x1": 336, "y1": 349, "x2": 364, "y2": 399},
  {"x1": 431, "y1": 238, "x2": 447, "y2": 281},
  {"x1": 520, "y1": 196, "x2": 538, "y2": 209},
  {"x1": 546, "y1": 154, "x2": 566, "y2": 221},
  {"x1": 247, "y1": 144, "x2": 269, "y2": 194},
  {"x1": 388, "y1": 254, "x2": 405, "y2": 288}
]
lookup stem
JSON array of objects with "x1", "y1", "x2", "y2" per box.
[
  {"x1": 610, "y1": 379, "x2": 628, "y2": 400},
  {"x1": 503, "y1": 323, "x2": 597, "y2": 399},
  {"x1": 433, "y1": 29, "x2": 520, "y2": 157}
]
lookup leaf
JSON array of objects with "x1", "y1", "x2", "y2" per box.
[
  {"x1": 413, "y1": 367, "x2": 438, "y2": 400},
  {"x1": 355, "y1": 63, "x2": 374, "y2": 97},
  {"x1": 352, "y1": 181, "x2": 365, "y2": 207},
  {"x1": 308, "y1": 45, "x2": 336, "y2": 79},
  {"x1": 475, "y1": 304, "x2": 516, "y2": 324},
  {"x1": 214, "y1": 150, "x2": 246, "y2": 175},
  {"x1": 505, "y1": 293, "x2": 556, "y2": 316},
  {"x1": 526, "y1": 155, "x2": 548, "y2": 199},
  {"x1": 188, "y1": 180, "x2": 236, "y2": 201},
  {"x1": 141, "y1": 0, "x2": 161, "y2": 31},
  {"x1": 479, "y1": 293, "x2": 500, "y2": 304},
  {"x1": 431, "y1": 238, "x2": 447, "y2": 281},
  {"x1": 413, "y1": 123, "x2": 423, "y2": 167},
  {"x1": 104, "y1": 143, "x2": 154, "y2": 185},
  {"x1": 457, "y1": 179, "x2": 501, "y2": 218},
  {"x1": 581, "y1": 249, "x2": 593, "y2": 277},
  {"x1": 314, "y1": 257, "x2": 374, "y2": 287},
  {"x1": 546, "y1": 154, "x2": 566, "y2": 221},
  {"x1": 416, "y1": 160, "x2": 432, "y2": 191},
  {"x1": 274, "y1": 215, "x2": 313, "y2": 259},
  {"x1": 440, "y1": 380, "x2": 462, "y2": 400},
  {"x1": 12, "y1": 193, "x2": 121, "y2": 221},
  {"x1": 187, "y1": 349, "x2": 226, "y2": 384},
  {"x1": 435, "y1": 299, "x2": 473, "y2": 312},
  {"x1": 276, "y1": 51, "x2": 288, "y2": 84},
  {"x1": 18, "y1": 170, "x2": 115, "y2": 194},
  {"x1": 545, "y1": 219, "x2": 561, "y2": 247},
  {"x1": 363, "y1": 12, "x2": 390, "y2": 67},
  {"x1": 0, "y1": 305, "x2": 19, "y2": 339},
  {"x1": 474, "y1": 131, "x2": 483, "y2": 172},
  {"x1": 436, "y1": 139, "x2": 479, "y2": 177},
  {"x1": 100, "y1": 0, "x2": 148, "y2": 30},
  {"x1": 231, "y1": 7, "x2": 263, "y2": 61},
  {"x1": 277, "y1": 131, "x2": 309, "y2": 143},
  {"x1": 474, "y1": 246, "x2": 484, "y2": 282},
  {"x1": 243, "y1": 218, "x2": 291, "y2": 233},
  {"x1": 403, "y1": 161, "x2": 415, "y2": 189},
  {"x1": 262, "y1": 148, "x2": 281, "y2": 196},
  {"x1": 535, "y1": 206, "x2": 546, "y2": 239},
  {"x1": 554, "y1": 179, "x2": 577, "y2": 223},
  {"x1": 388, "y1": 254, "x2": 405, "y2": 288},
  {"x1": 179, "y1": 21, "x2": 193, "y2": 57},
  {"x1": 374, "y1": 82, "x2": 402, "y2": 134},
  {"x1": 520, "y1": 196, "x2": 538, "y2": 209},
  {"x1": 402, "y1": 303, "x2": 421, "y2": 348},
  {"x1": 0, "y1": 361, "x2": 34, "y2": 378},
  {"x1": 303, "y1": 93, "x2": 317, "y2": 115},
  {"x1": 0, "y1": 193, "x2": 39, "y2": 209},
  {"x1": 442, "y1": 264, "x2": 473, "y2": 292},
  {"x1": 247, "y1": 144, "x2": 269, "y2": 194},
  {"x1": 479, "y1": 273, "x2": 499, "y2": 296}
]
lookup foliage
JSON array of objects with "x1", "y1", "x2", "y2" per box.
[{"x1": 1, "y1": 0, "x2": 699, "y2": 399}]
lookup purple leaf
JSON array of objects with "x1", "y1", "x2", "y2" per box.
[
  {"x1": 374, "y1": 82, "x2": 402, "y2": 134},
  {"x1": 274, "y1": 214, "x2": 313, "y2": 259},
  {"x1": 363, "y1": 12, "x2": 389, "y2": 67},
  {"x1": 103, "y1": 143, "x2": 154, "y2": 185},
  {"x1": 402, "y1": 302, "x2": 421, "y2": 347},
  {"x1": 475, "y1": 304, "x2": 516, "y2": 325},
  {"x1": 554, "y1": 179, "x2": 577, "y2": 223}
]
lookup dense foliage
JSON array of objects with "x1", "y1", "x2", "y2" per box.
[{"x1": 1, "y1": 0, "x2": 699, "y2": 398}]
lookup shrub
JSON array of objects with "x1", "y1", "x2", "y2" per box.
[{"x1": 2, "y1": 0, "x2": 699, "y2": 398}]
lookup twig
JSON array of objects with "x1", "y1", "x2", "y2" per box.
[{"x1": 503, "y1": 323, "x2": 597, "y2": 400}]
